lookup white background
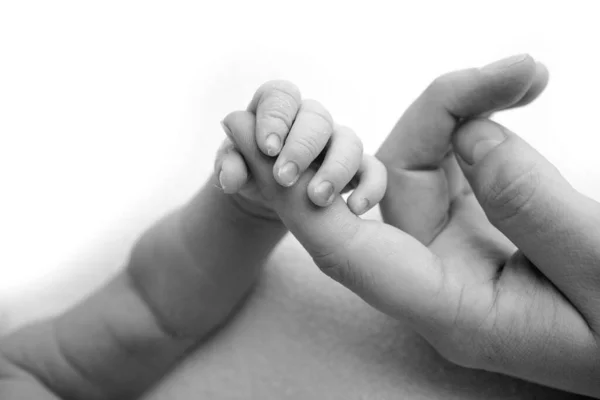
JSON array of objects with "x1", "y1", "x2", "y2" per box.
[{"x1": 0, "y1": 0, "x2": 598, "y2": 332}]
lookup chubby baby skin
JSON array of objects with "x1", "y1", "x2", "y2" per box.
[
  {"x1": 1, "y1": 54, "x2": 597, "y2": 400},
  {"x1": 0, "y1": 82, "x2": 385, "y2": 400},
  {"x1": 217, "y1": 80, "x2": 386, "y2": 217}
]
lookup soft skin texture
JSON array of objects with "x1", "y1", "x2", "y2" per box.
[
  {"x1": 0, "y1": 81, "x2": 384, "y2": 399},
  {"x1": 146, "y1": 105, "x2": 586, "y2": 400},
  {"x1": 1, "y1": 56, "x2": 594, "y2": 399},
  {"x1": 145, "y1": 236, "x2": 587, "y2": 400},
  {"x1": 246, "y1": 81, "x2": 379, "y2": 209},
  {"x1": 0, "y1": 178, "x2": 288, "y2": 399},
  {"x1": 219, "y1": 80, "x2": 386, "y2": 214},
  {"x1": 213, "y1": 56, "x2": 600, "y2": 397}
]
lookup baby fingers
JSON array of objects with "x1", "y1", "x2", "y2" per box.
[
  {"x1": 346, "y1": 154, "x2": 387, "y2": 215},
  {"x1": 214, "y1": 136, "x2": 249, "y2": 194},
  {"x1": 248, "y1": 80, "x2": 302, "y2": 157},
  {"x1": 273, "y1": 99, "x2": 334, "y2": 187},
  {"x1": 307, "y1": 124, "x2": 363, "y2": 207}
]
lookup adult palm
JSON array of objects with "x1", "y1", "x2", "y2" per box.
[{"x1": 375, "y1": 55, "x2": 600, "y2": 396}]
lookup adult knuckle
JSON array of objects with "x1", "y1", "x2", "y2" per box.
[
  {"x1": 431, "y1": 302, "x2": 483, "y2": 368},
  {"x1": 314, "y1": 223, "x2": 365, "y2": 285},
  {"x1": 463, "y1": 290, "x2": 530, "y2": 371},
  {"x1": 436, "y1": 342, "x2": 479, "y2": 369},
  {"x1": 313, "y1": 251, "x2": 366, "y2": 292},
  {"x1": 311, "y1": 239, "x2": 346, "y2": 272},
  {"x1": 470, "y1": 327, "x2": 519, "y2": 372},
  {"x1": 311, "y1": 221, "x2": 361, "y2": 265},
  {"x1": 441, "y1": 324, "x2": 500, "y2": 370},
  {"x1": 426, "y1": 73, "x2": 454, "y2": 98},
  {"x1": 433, "y1": 290, "x2": 500, "y2": 369},
  {"x1": 481, "y1": 162, "x2": 541, "y2": 225},
  {"x1": 445, "y1": 339, "x2": 499, "y2": 371},
  {"x1": 312, "y1": 248, "x2": 343, "y2": 270}
]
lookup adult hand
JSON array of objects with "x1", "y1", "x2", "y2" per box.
[
  {"x1": 223, "y1": 54, "x2": 600, "y2": 398},
  {"x1": 374, "y1": 54, "x2": 600, "y2": 397}
]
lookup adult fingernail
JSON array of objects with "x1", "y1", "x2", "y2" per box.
[
  {"x1": 480, "y1": 54, "x2": 528, "y2": 72},
  {"x1": 265, "y1": 134, "x2": 281, "y2": 156},
  {"x1": 462, "y1": 122, "x2": 507, "y2": 164},
  {"x1": 355, "y1": 198, "x2": 370, "y2": 215},
  {"x1": 315, "y1": 181, "x2": 334, "y2": 205},
  {"x1": 278, "y1": 162, "x2": 299, "y2": 186},
  {"x1": 220, "y1": 120, "x2": 232, "y2": 136}
]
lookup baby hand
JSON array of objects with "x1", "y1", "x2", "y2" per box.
[{"x1": 215, "y1": 80, "x2": 386, "y2": 219}]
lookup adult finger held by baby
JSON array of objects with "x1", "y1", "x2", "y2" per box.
[
  {"x1": 222, "y1": 110, "x2": 365, "y2": 258},
  {"x1": 223, "y1": 110, "x2": 455, "y2": 336}
]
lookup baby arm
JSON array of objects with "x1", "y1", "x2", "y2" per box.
[
  {"x1": 0, "y1": 175, "x2": 287, "y2": 400},
  {"x1": 0, "y1": 81, "x2": 385, "y2": 400}
]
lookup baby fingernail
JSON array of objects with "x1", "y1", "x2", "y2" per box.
[
  {"x1": 218, "y1": 170, "x2": 227, "y2": 191},
  {"x1": 315, "y1": 181, "x2": 334, "y2": 205},
  {"x1": 480, "y1": 54, "x2": 528, "y2": 72},
  {"x1": 278, "y1": 162, "x2": 299, "y2": 186},
  {"x1": 265, "y1": 134, "x2": 281, "y2": 156}
]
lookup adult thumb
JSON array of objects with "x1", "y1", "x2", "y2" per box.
[{"x1": 453, "y1": 119, "x2": 600, "y2": 319}]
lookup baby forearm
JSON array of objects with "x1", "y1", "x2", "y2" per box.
[
  {"x1": 128, "y1": 173, "x2": 287, "y2": 338},
  {"x1": 0, "y1": 174, "x2": 286, "y2": 400}
]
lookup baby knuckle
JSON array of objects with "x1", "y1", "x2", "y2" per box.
[
  {"x1": 261, "y1": 80, "x2": 301, "y2": 103},
  {"x1": 256, "y1": 85, "x2": 301, "y2": 126},
  {"x1": 223, "y1": 110, "x2": 247, "y2": 126},
  {"x1": 262, "y1": 99, "x2": 299, "y2": 126},
  {"x1": 352, "y1": 137, "x2": 364, "y2": 154},
  {"x1": 292, "y1": 134, "x2": 324, "y2": 159},
  {"x1": 339, "y1": 128, "x2": 364, "y2": 154},
  {"x1": 261, "y1": 107, "x2": 293, "y2": 125},
  {"x1": 302, "y1": 99, "x2": 334, "y2": 125},
  {"x1": 332, "y1": 157, "x2": 355, "y2": 180}
]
